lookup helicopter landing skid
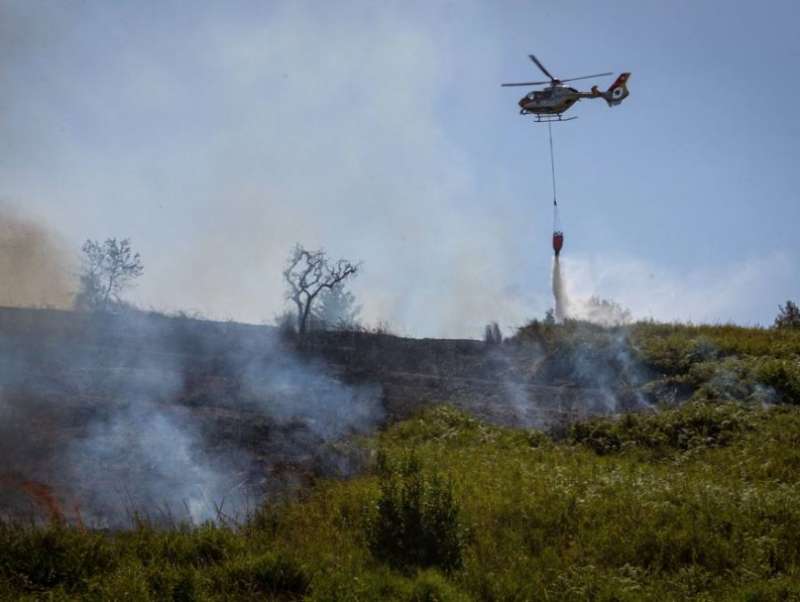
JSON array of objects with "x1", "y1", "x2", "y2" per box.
[{"x1": 533, "y1": 115, "x2": 577, "y2": 123}]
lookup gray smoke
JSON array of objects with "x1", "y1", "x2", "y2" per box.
[
  {"x1": 0, "y1": 308, "x2": 384, "y2": 527},
  {"x1": 493, "y1": 322, "x2": 652, "y2": 430},
  {"x1": 243, "y1": 352, "x2": 383, "y2": 443},
  {"x1": 67, "y1": 401, "x2": 250, "y2": 526}
]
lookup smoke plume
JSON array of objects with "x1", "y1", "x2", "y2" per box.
[
  {"x1": 0, "y1": 204, "x2": 75, "y2": 308},
  {"x1": 0, "y1": 308, "x2": 384, "y2": 527}
]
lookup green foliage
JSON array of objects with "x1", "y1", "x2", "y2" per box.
[
  {"x1": 0, "y1": 522, "x2": 117, "y2": 594},
  {"x1": 630, "y1": 321, "x2": 800, "y2": 361},
  {"x1": 123, "y1": 523, "x2": 241, "y2": 568},
  {"x1": 368, "y1": 454, "x2": 467, "y2": 572},
  {"x1": 753, "y1": 357, "x2": 800, "y2": 403},
  {"x1": 3, "y1": 403, "x2": 800, "y2": 600},
  {"x1": 208, "y1": 552, "x2": 310, "y2": 598},
  {"x1": 569, "y1": 402, "x2": 754, "y2": 456},
  {"x1": 145, "y1": 564, "x2": 200, "y2": 602},
  {"x1": 408, "y1": 570, "x2": 470, "y2": 602},
  {"x1": 515, "y1": 319, "x2": 800, "y2": 407},
  {"x1": 633, "y1": 332, "x2": 719, "y2": 376},
  {"x1": 774, "y1": 300, "x2": 800, "y2": 329}
]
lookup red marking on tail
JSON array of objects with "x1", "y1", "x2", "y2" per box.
[{"x1": 607, "y1": 72, "x2": 630, "y2": 92}]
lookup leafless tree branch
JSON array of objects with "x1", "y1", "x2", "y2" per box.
[{"x1": 282, "y1": 244, "x2": 360, "y2": 336}]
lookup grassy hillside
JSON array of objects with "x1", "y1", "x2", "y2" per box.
[
  {"x1": 1, "y1": 314, "x2": 800, "y2": 599},
  {"x1": 515, "y1": 319, "x2": 800, "y2": 408},
  {"x1": 2, "y1": 401, "x2": 799, "y2": 601}
]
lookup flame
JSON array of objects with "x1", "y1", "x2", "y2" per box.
[{"x1": 1, "y1": 474, "x2": 67, "y2": 524}]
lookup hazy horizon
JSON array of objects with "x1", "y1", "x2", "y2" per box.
[{"x1": 2, "y1": 1, "x2": 798, "y2": 336}]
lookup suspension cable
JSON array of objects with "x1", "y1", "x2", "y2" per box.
[{"x1": 548, "y1": 120, "x2": 557, "y2": 207}]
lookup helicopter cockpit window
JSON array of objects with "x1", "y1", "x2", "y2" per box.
[{"x1": 526, "y1": 93, "x2": 536, "y2": 100}]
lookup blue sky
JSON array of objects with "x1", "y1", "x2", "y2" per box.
[{"x1": 1, "y1": 1, "x2": 798, "y2": 336}]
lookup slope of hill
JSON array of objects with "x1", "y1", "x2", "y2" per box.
[
  {"x1": 1, "y1": 403, "x2": 799, "y2": 600},
  {"x1": 0, "y1": 307, "x2": 799, "y2": 598}
]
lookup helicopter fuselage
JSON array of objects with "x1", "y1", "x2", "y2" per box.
[{"x1": 518, "y1": 84, "x2": 595, "y2": 116}]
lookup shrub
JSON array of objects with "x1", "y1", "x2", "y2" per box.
[
  {"x1": 146, "y1": 565, "x2": 200, "y2": 602},
  {"x1": 409, "y1": 569, "x2": 471, "y2": 602},
  {"x1": 754, "y1": 358, "x2": 800, "y2": 404},
  {"x1": 209, "y1": 552, "x2": 310, "y2": 598},
  {"x1": 635, "y1": 334, "x2": 718, "y2": 376},
  {"x1": 0, "y1": 523, "x2": 117, "y2": 593},
  {"x1": 774, "y1": 300, "x2": 800, "y2": 329},
  {"x1": 368, "y1": 455, "x2": 467, "y2": 572},
  {"x1": 128, "y1": 524, "x2": 238, "y2": 568},
  {"x1": 569, "y1": 403, "x2": 752, "y2": 456}
]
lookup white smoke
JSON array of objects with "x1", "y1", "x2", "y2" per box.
[
  {"x1": 0, "y1": 308, "x2": 384, "y2": 527},
  {"x1": 68, "y1": 401, "x2": 249, "y2": 526}
]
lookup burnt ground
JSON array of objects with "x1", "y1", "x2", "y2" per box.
[{"x1": 0, "y1": 307, "x2": 642, "y2": 524}]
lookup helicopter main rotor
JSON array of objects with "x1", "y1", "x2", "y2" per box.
[{"x1": 501, "y1": 54, "x2": 612, "y2": 87}]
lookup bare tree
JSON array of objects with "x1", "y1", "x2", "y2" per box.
[
  {"x1": 283, "y1": 244, "x2": 359, "y2": 336},
  {"x1": 75, "y1": 238, "x2": 144, "y2": 311}
]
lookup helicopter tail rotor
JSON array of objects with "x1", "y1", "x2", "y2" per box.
[{"x1": 603, "y1": 73, "x2": 631, "y2": 106}]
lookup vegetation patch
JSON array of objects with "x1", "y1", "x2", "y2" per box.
[
  {"x1": 367, "y1": 453, "x2": 468, "y2": 572},
  {"x1": 3, "y1": 368, "x2": 800, "y2": 599}
]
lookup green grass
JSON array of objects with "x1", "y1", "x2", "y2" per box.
[
  {"x1": 514, "y1": 319, "x2": 800, "y2": 406},
  {"x1": 2, "y1": 400, "x2": 800, "y2": 601},
  {"x1": 2, "y1": 321, "x2": 800, "y2": 600}
]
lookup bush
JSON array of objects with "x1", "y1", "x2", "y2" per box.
[
  {"x1": 569, "y1": 402, "x2": 753, "y2": 456},
  {"x1": 209, "y1": 552, "x2": 310, "y2": 598},
  {"x1": 774, "y1": 300, "x2": 800, "y2": 329},
  {"x1": 368, "y1": 455, "x2": 467, "y2": 572},
  {"x1": 0, "y1": 522, "x2": 117, "y2": 593},
  {"x1": 127, "y1": 524, "x2": 239, "y2": 568},
  {"x1": 754, "y1": 358, "x2": 800, "y2": 404},
  {"x1": 146, "y1": 565, "x2": 200, "y2": 602},
  {"x1": 409, "y1": 569, "x2": 471, "y2": 602}
]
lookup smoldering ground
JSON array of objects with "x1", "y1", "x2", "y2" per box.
[{"x1": 492, "y1": 320, "x2": 653, "y2": 430}]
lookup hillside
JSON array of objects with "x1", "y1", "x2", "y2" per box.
[
  {"x1": 2, "y1": 403, "x2": 800, "y2": 600},
  {"x1": 0, "y1": 307, "x2": 799, "y2": 599}
]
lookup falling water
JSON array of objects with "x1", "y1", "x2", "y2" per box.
[{"x1": 553, "y1": 255, "x2": 568, "y2": 322}]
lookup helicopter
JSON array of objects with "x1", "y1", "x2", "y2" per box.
[{"x1": 502, "y1": 54, "x2": 630, "y2": 122}]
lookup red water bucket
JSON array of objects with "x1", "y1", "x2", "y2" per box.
[{"x1": 552, "y1": 231, "x2": 564, "y2": 255}]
